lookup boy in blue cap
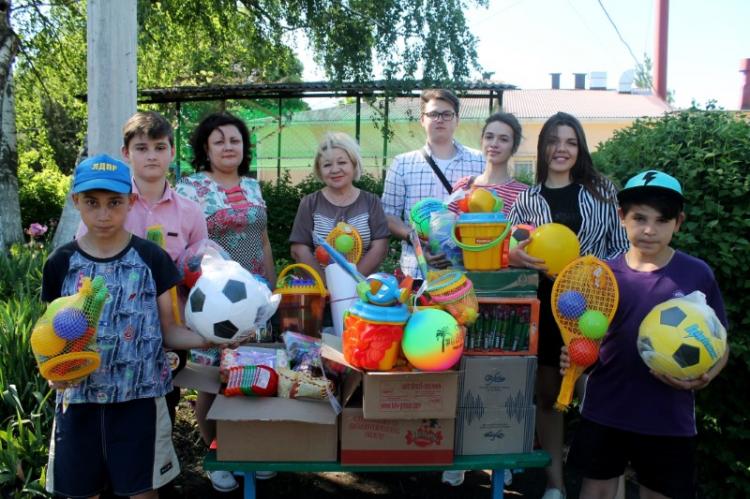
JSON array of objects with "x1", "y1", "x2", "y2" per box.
[
  {"x1": 562, "y1": 170, "x2": 729, "y2": 499},
  {"x1": 42, "y1": 154, "x2": 219, "y2": 499}
]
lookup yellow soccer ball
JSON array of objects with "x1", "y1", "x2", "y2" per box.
[{"x1": 637, "y1": 295, "x2": 727, "y2": 380}]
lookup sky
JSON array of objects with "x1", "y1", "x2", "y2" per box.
[{"x1": 297, "y1": 0, "x2": 749, "y2": 110}]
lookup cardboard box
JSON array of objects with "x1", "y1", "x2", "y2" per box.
[
  {"x1": 454, "y1": 404, "x2": 536, "y2": 455},
  {"x1": 173, "y1": 362, "x2": 338, "y2": 462},
  {"x1": 454, "y1": 355, "x2": 536, "y2": 455},
  {"x1": 321, "y1": 334, "x2": 459, "y2": 420},
  {"x1": 209, "y1": 395, "x2": 337, "y2": 462},
  {"x1": 457, "y1": 355, "x2": 537, "y2": 408},
  {"x1": 340, "y1": 407, "x2": 454, "y2": 465},
  {"x1": 465, "y1": 269, "x2": 539, "y2": 298}
]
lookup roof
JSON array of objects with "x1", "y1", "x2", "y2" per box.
[
  {"x1": 245, "y1": 89, "x2": 672, "y2": 126},
  {"x1": 503, "y1": 89, "x2": 672, "y2": 119}
]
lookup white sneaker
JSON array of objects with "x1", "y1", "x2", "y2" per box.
[
  {"x1": 541, "y1": 488, "x2": 565, "y2": 499},
  {"x1": 255, "y1": 470, "x2": 277, "y2": 480},
  {"x1": 441, "y1": 469, "x2": 465, "y2": 486},
  {"x1": 208, "y1": 470, "x2": 239, "y2": 492}
]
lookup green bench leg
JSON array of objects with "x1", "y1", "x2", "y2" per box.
[{"x1": 491, "y1": 469, "x2": 504, "y2": 499}]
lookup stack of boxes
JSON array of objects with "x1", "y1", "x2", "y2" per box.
[
  {"x1": 322, "y1": 336, "x2": 459, "y2": 465},
  {"x1": 455, "y1": 269, "x2": 540, "y2": 456}
]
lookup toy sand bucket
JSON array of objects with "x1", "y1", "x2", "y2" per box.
[
  {"x1": 424, "y1": 270, "x2": 479, "y2": 326},
  {"x1": 274, "y1": 264, "x2": 327, "y2": 337},
  {"x1": 343, "y1": 300, "x2": 410, "y2": 371},
  {"x1": 325, "y1": 263, "x2": 358, "y2": 337},
  {"x1": 452, "y1": 212, "x2": 512, "y2": 271}
]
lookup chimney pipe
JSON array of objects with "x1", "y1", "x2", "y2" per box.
[
  {"x1": 573, "y1": 73, "x2": 586, "y2": 90},
  {"x1": 654, "y1": 0, "x2": 669, "y2": 101},
  {"x1": 741, "y1": 58, "x2": 750, "y2": 110},
  {"x1": 550, "y1": 73, "x2": 561, "y2": 90}
]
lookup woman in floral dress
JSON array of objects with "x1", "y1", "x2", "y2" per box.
[{"x1": 175, "y1": 112, "x2": 277, "y2": 491}]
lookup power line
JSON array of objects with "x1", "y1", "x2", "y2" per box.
[{"x1": 596, "y1": 0, "x2": 641, "y2": 68}]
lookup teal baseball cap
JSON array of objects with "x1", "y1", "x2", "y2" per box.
[
  {"x1": 72, "y1": 154, "x2": 132, "y2": 194},
  {"x1": 617, "y1": 170, "x2": 683, "y2": 204}
]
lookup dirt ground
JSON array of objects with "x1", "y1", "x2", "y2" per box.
[{"x1": 147, "y1": 396, "x2": 641, "y2": 499}]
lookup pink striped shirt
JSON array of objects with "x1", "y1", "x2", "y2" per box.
[
  {"x1": 76, "y1": 180, "x2": 208, "y2": 262},
  {"x1": 448, "y1": 175, "x2": 529, "y2": 216}
]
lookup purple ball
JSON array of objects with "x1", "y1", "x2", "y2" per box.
[
  {"x1": 557, "y1": 291, "x2": 587, "y2": 319},
  {"x1": 53, "y1": 308, "x2": 88, "y2": 341}
]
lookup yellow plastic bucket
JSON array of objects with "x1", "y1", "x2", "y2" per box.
[{"x1": 452, "y1": 213, "x2": 512, "y2": 271}]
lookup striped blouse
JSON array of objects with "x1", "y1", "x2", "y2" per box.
[{"x1": 509, "y1": 181, "x2": 629, "y2": 260}]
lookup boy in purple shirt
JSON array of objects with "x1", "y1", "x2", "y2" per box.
[{"x1": 564, "y1": 170, "x2": 729, "y2": 499}]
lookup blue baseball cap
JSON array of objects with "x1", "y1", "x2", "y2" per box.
[
  {"x1": 72, "y1": 154, "x2": 132, "y2": 194},
  {"x1": 617, "y1": 170, "x2": 684, "y2": 204}
]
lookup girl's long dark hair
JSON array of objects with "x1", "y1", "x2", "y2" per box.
[{"x1": 536, "y1": 112, "x2": 614, "y2": 203}]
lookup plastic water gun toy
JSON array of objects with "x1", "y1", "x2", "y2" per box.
[
  {"x1": 146, "y1": 225, "x2": 182, "y2": 324},
  {"x1": 30, "y1": 276, "x2": 108, "y2": 381},
  {"x1": 552, "y1": 255, "x2": 619, "y2": 411}
]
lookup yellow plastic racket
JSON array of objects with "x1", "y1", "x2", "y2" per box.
[
  {"x1": 551, "y1": 255, "x2": 619, "y2": 411},
  {"x1": 325, "y1": 222, "x2": 363, "y2": 264}
]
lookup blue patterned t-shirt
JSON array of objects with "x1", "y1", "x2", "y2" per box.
[{"x1": 42, "y1": 236, "x2": 181, "y2": 404}]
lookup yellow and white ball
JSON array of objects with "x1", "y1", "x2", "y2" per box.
[{"x1": 637, "y1": 294, "x2": 727, "y2": 380}]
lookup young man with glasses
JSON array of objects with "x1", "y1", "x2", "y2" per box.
[{"x1": 382, "y1": 88, "x2": 484, "y2": 279}]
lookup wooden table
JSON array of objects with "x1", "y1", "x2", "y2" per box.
[{"x1": 204, "y1": 450, "x2": 550, "y2": 499}]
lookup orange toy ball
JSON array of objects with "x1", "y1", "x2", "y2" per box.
[
  {"x1": 568, "y1": 337, "x2": 599, "y2": 368},
  {"x1": 457, "y1": 197, "x2": 470, "y2": 213},
  {"x1": 315, "y1": 245, "x2": 330, "y2": 265}
]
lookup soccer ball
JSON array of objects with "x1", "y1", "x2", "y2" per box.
[
  {"x1": 185, "y1": 255, "x2": 280, "y2": 344},
  {"x1": 637, "y1": 292, "x2": 727, "y2": 380}
]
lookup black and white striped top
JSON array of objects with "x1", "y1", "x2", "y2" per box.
[{"x1": 509, "y1": 181, "x2": 629, "y2": 260}]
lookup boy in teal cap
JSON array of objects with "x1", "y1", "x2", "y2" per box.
[{"x1": 563, "y1": 170, "x2": 729, "y2": 499}]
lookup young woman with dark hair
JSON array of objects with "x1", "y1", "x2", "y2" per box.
[{"x1": 509, "y1": 112, "x2": 629, "y2": 499}]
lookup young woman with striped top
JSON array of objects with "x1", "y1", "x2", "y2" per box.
[
  {"x1": 509, "y1": 112, "x2": 629, "y2": 499},
  {"x1": 450, "y1": 112, "x2": 528, "y2": 215}
]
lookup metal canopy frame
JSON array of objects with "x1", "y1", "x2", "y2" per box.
[{"x1": 136, "y1": 80, "x2": 516, "y2": 179}]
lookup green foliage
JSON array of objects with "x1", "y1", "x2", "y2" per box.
[
  {"x1": 0, "y1": 246, "x2": 52, "y2": 496},
  {"x1": 16, "y1": 156, "x2": 69, "y2": 229},
  {"x1": 593, "y1": 107, "x2": 750, "y2": 497}
]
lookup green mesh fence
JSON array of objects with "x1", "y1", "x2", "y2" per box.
[{"x1": 174, "y1": 97, "x2": 497, "y2": 182}]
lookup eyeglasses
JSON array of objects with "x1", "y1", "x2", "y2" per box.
[{"x1": 422, "y1": 111, "x2": 457, "y2": 122}]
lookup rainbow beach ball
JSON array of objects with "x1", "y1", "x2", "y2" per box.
[{"x1": 402, "y1": 309, "x2": 464, "y2": 371}]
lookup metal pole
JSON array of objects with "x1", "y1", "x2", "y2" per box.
[
  {"x1": 276, "y1": 97, "x2": 282, "y2": 181},
  {"x1": 654, "y1": 0, "x2": 669, "y2": 101},
  {"x1": 355, "y1": 95, "x2": 361, "y2": 143},
  {"x1": 174, "y1": 101, "x2": 181, "y2": 180},
  {"x1": 382, "y1": 96, "x2": 389, "y2": 173},
  {"x1": 488, "y1": 90, "x2": 494, "y2": 114}
]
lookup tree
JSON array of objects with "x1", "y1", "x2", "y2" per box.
[
  {"x1": 10, "y1": 0, "x2": 489, "y2": 247},
  {"x1": 0, "y1": 0, "x2": 22, "y2": 249}
]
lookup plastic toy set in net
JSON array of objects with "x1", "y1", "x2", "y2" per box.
[{"x1": 30, "y1": 276, "x2": 109, "y2": 381}]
